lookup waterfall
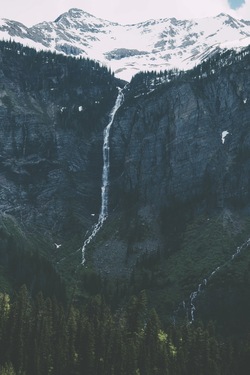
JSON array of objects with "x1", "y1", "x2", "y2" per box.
[
  {"x1": 174, "y1": 237, "x2": 250, "y2": 323},
  {"x1": 81, "y1": 88, "x2": 124, "y2": 265}
]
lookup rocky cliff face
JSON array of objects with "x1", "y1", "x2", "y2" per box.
[
  {"x1": 0, "y1": 41, "x2": 120, "y2": 254},
  {"x1": 112, "y1": 59, "x2": 250, "y2": 209},
  {"x1": 0, "y1": 40, "x2": 250, "y2": 282},
  {"x1": 92, "y1": 48, "x2": 250, "y2": 276}
]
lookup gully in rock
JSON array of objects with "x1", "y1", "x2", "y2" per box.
[
  {"x1": 81, "y1": 87, "x2": 124, "y2": 265},
  {"x1": 56, "y1": 87, "x2": 124, "y2": 266},
  {"x1": 174, "y1": 237, "x2": 250, "y2": 323}
]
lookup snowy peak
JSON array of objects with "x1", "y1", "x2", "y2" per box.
[
  {"x1": 55, "y1": 8, "x2": 94, "y2": 23},
  {"x1": 54, "y1": 8, "x2": 117, "y2": 28},
  {"x1": 0, "y1": 10, "x2": 250, "y2": 81}
]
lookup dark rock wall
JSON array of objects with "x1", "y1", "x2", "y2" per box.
[
  {"x1": 1, "y1": 41, "x2": 250, "y2": 277},
  {"x1": 111, "y1": 61, "x2": 250, "y2": 214},
  {"x1": 90, "y1": 56, "x2": 250, "y2": 276},
  {"x1": 0, "y1": 42, "x2": 120, "y2": 242}
]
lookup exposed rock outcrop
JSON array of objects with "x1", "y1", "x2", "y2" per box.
[{"x1": 0, "y1": 41, "x2": 121, "y2": 249}]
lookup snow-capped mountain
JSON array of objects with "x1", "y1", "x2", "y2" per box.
[{"x1": 0, "y1": 8, "x2": 250, "y2": 81}]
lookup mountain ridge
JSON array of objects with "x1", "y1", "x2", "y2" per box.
[{"x1": 0, "y1": 9, "x2": 250, "y2": 80}]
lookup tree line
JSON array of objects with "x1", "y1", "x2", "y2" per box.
[{"x1": 0, "y1": 287, "x2": 250, "y2": 374}]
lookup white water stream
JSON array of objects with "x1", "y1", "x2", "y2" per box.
[
  {"x1": 174, "y1": 237, "x2": 250, "y2": 323},
  {"x1": 81, "y1": 88, "x2": 124, "y2": 265}
]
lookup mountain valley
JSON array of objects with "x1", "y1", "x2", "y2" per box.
[{"x1": 0, "y1": 9, "x2": 250, "y2": 374}]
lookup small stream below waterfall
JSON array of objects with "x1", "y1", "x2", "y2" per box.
[{"x1": 174, "y1": 237, "x2": 250, "y2": 324}]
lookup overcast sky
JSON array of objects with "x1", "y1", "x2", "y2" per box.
[{"x1": 1, "y1": 0, "x2": 249, "y2": 26}]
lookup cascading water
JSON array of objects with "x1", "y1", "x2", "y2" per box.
[
  {"x1": 174, "y1": 237, "x2": 250, "y2": 323},
  {"x1": 81, "y1": 88, "x2": 124, "y2": 265}
]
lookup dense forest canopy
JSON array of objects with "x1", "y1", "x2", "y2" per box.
[{"x1": 0, "y1": 288, "x2": 250, "y2": 375}]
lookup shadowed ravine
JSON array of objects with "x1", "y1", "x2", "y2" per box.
[{"x1": 174, "y1": 237, "x2": 250, "y2": 324}]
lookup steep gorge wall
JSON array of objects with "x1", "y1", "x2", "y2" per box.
[
  {"x1": 91, "y1": 54, "x2": 250, "y2": 276},
  {"x1": 0, "y1": 42, "x2": 120, "y2": 246},
  {"x1": 111, "y1": 60, "x2": 250, "y2": 214},
  {"x1": 1, "y1": 41, "x2": 250, "y2": 279}
]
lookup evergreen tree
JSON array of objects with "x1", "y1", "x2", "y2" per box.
[
  {"x1": 7, "y1": 285, "x2": 32, "y2": 373},
  {"x1": 0, "y1": 362, "x2": 17, "y2": 375}
]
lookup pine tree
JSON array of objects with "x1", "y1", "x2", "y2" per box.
[
  {"x1": 0, "y1": 362, "x2": 17, "y2": 375},
  {"x1": 65, "y1": 305, "x2": 79, "y2": 374},
  {"x1": 51, "y1": 298, "x2": 67, "y2": 375},
  {"x1": 29, "y1": 295, "x2": 54, "y2": 375},
  {"x1": 0, "y1": 293, "x2": 10, "y2": 365},
  {"x1": 8, "y1": 285, "x2": 32, "y2": 373},
  {"x1": 77, "y1": 314, "x2": 95, "y2": 375}
]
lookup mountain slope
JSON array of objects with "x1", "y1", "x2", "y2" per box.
[
  {"x1": 0, "y1": 40, "x2": 122, "y2": 286},
  {"x1": 0, "y1": 39, "x2": 250, "y2": 328},
  {"x1": 82, "y1": 47, "x2": 249, "y2": 281},
  {"x1": 0, "y1": 9, "x2": 250, "y2": 80}
]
